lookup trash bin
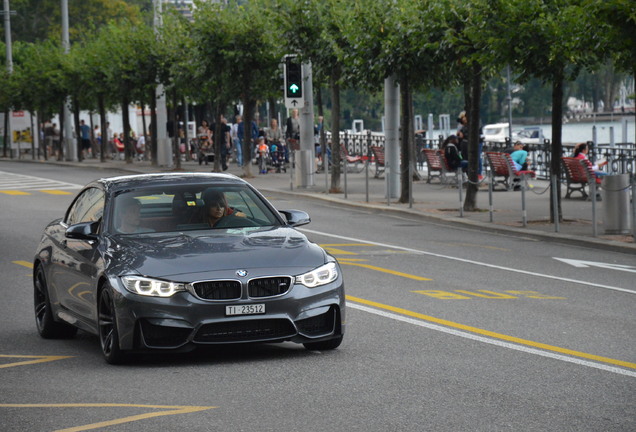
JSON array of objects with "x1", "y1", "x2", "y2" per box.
[
  {"x1": 602, "y1": 174, "x2": 632, "y2": 234},
  {"x1": 294, "y1": 150, "x2": 314, "y2": 188}
]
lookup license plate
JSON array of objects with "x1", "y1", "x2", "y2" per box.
[{"x1": 226, "y1": 304, "x2": 265, "y2": 316}]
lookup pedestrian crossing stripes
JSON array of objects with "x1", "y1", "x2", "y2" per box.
[{"x1": 0, "y1": 171, "x2": 82, "y2": 195}]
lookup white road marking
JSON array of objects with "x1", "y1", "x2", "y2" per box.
[
  {"x1": 301, "y1": 228, "x2": 636, "y2": 295},
  {"x1": 0, "y1": 171, "x2": 83, "y2": 190},
  {"x1": 347, "y1": 302, "x2": 636, "y2": 378},
  {"x1": 554, "y1": 257, "x2": 636, "y2": 274}
]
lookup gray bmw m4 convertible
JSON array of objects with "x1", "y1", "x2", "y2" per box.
[{"x1": 33, "y1": 173, "x2": 345, "y2": 364}]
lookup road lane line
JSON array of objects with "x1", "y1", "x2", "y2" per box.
[
  {"x1": 0, "y1": 190, "x2": 31, "y2": 195},
  {"x1": 340, "y1": 262, "x2": 432, "y2": 281},
  {"x1": 346, "y1": 295, "x2": 636, "y2": 377},
  {"x1": 0, "y1": 355, "x2": 73, "y2": 368},
  {"x1": 0, "y1": 404, "x2": 216, "y2": 432},
  {"x1": 13, "y1": 260, "x2": 33, "y2": 269},
  {"x1": 301, "y1": 228, "x2": 636, "y2": 295}
]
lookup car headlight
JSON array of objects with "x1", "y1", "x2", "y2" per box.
[
  {"x1": 295, "y1": 262, "x2": 338, "y2": 288},
  {"x1": 121, "y1": 276, "x2": 186, "y2": 297}
]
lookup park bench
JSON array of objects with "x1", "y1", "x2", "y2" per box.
[
  {"x1": 341, "y1": 144, "x2": 365, "y2": 173},
  {"x1": 421, "y1": 149, "x2": 444, "y2": 183},
  {"x1": 485, "y1": 151, "x2": 536, "y2": 191},
  {"x1": 561, "y1": 157, "x2": 598, "y2": 199},
  {"x1": 370, "y1": 145, "x2": 385, "y2": 178}
]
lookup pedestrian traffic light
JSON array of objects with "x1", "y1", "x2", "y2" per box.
[{"x1": 285, "y1": 56, "x2": 302, "y2": 99}]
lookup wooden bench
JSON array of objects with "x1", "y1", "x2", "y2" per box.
[
  {"x1": 370, "y1": 145, "x2": 385, "y2": 178},
  {"x1": 485, "y1": 151, "x2": 536, "y2": 191},
  {"x1": 421, "y1": 149, "x2": 443, "y2": 183},
  {"x1": 561, "y1": 157, "x2": 598, "y2": 199},
  {"x1": 437, "y1": 150, "x2": 464, "y2": 184},
  {"x1": 341, "y1": 144, "x2": 364, "y2": 173}
]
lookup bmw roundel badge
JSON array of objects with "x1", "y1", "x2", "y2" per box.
[{"x1": 236, "y1": 269, "x2": 248, "y2": 278}]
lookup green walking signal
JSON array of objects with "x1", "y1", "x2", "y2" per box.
[{"x1": 285, "y1": 56, "x2": 302, "y2": 99}]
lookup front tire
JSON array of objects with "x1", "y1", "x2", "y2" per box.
[
  {"x1": 34, "y1": 265, "x2": 77, "y2": 339},
  {"x1": 98, "y1": 287, "x2": 128, "y2": 364},
  {"x1": 303, "y1": 335, "x2": 343, "y2": 351}
]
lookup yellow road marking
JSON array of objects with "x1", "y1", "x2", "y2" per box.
[
  {"x1": 320, "y1": 243, "x2": 373, "y2": 247},
  {"x1": 323, "y1": 247, "x2": 358, "y2": 255},
  {"x1": 0, "y1": 355, "x2": 73, "y2": 369},
  {"x1": 340, "y1": 262, "x2": 432, "y2": 281},
  {"x1": 0, "y1": 404, "x2": 217, "y2": 432},
  {"x1": 39, "y1": 190, "x2": 73, "y2": 195},
  {"x1": 337, "y1": 258, "x2": 368, "y2": 262},
  {"x1": 0, "y1": 190, "x2": 30, "y2": 195},
  {"x1": 13, "y1": 260, "x2": 33, "y2": 269},
  {"x1": 346, "y1": 295, "x2": 636, "y2": 370}
]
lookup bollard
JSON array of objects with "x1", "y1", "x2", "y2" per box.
[
  {"x1": 521, "y1": 175, "x2": 528, "y2": 227},
  {"x1": 458, "y1": 168, "x2": 463, "y2": 218},
  {"x1": 552, "y1": 175, "x2": 560, "y2": 233},
  {"x1": 590, "y1": 176, "x2": 597, "y2": 237},
  {"x1": 488, "y1": 168, "x2": 494, "y2": 222}
]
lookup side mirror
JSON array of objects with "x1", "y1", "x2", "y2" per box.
[
  {"x1": 279, "y1": 210, "x2": 311, "y2": 227},
  {"x1": 66, "y1": 221, "x2": 99, "y2": 241}
]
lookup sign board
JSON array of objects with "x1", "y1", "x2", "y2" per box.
[{"x1": 11, "y1": 111, "x2": 37, "y2": 150}]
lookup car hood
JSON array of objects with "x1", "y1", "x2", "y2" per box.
[{"x1": 106, "y1": 226, "x2": 327, "y2": 280}]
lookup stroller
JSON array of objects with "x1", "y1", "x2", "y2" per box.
[{"x1": 270, "y1": 143, "x2": 286, "y2": 173}]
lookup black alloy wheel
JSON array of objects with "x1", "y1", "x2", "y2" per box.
[
  {"x1": 98, "y1": 287, "x2": 127, "y2": 364},
  {"x1": 34, "y1": 265, "x2": 77, "y2": 339}
]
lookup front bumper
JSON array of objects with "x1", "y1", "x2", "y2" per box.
[{"x1": 110, "y1": 275, "x2": 345, "y2": 351}]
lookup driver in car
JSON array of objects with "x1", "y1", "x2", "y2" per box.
[
  {"x1": 202, "y1": 189, "x2": 246, "y2": 228},
  {"x1": 116, "y1": 197, "x2": 155, "y2": 234}
]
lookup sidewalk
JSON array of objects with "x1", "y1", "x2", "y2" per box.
[{"x1": 4, "y1": 156, "x2": 634, "y2": 253}]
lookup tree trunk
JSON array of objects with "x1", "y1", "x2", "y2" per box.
[
  {"x1": 171, "y1": 88, "x2": 181, "y2": 170},
  {"x1": 330, "y1": 73, "x2": 341, "y2": 192},
  {"x1": 141, "y1": 97, "x2": 148, "y2": 161},
  {"x1": 316, "y1": 86, "x2": 326, "y2": 166},
  {"x1": 242, "y1": 97, "x2": 255, "y2": 178},
  {"x1": 73, "y1": 100, "x2": 81, "y2": 162},
  {"x1": 98, "y1": 95, "x2": 107, "y2": 163},
  {"x1": 150, "y1": 88, "x2": 158, "y2": 166},
  {"x1": 213, "y1": 101, "x2": 226, "y2": 172},
  {"x1": 463, "y1": 62, "x2": 482, "y2": 211},
  {"x1": 3, "y1": 108, "x2": 9, "y2": 157},
  {"x1": 30, "y1": 111, "x2": 36, "y2": 160},
  {"x1": 122, "y1": 97, "x2": 132, "y2": 163},
  {"x1": 399, "y1": 76, "x2": 413, "y2": 203},
  {"x1": 549, "y1": 75, "x2": 564, "y2": 223},
  {"x1": 181, "y1": 98, "x2": 189, "y2": 162},
  {"x1": 58, "y1": 102, "x2": 65, "y2": 161}
]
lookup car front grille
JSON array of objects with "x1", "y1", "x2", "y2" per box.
[
  {"x1": 296, "y1": 307, "x2": 337, "y2": 337},
  {"x1": 193, "y1": 280, "x2": 242, "y2": 300},
  {"x1": 248, "y1": 276, "x2": 292, "y2": 298},
  {"x1": 193, "y1": 319, "x2": 297, "y2": 343}
]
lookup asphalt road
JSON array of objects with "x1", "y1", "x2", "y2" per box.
[{"x1": 1, "y1": 162, "x2": 635, "y2": 431}]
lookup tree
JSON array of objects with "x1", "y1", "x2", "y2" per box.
[
  {"x1": 10, "y1": 0, "x2": 143, "y2": 44},
  {"x1": 591, "y1": 0, "x2": 636, "y2": 142},
  {"x1": 272, "y1": 0, "x2": 353, "y2": 191},
  {"x1": 193, "y1": 1, "x2": 280, "y2": 177},
  {"x1": 487, "y1": 0, "x2": 605, "y2": 222}
]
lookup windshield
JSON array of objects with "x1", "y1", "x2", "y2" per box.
[{"x1": 110, "y1": 184, "x2": 282, "y2": 234}]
